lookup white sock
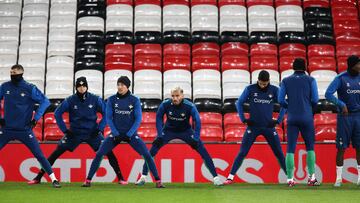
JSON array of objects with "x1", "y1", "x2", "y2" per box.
[
  {"x1": 336, "y1": 166, "x2": 343, "y2": 181},
  {"x1": 287, "y1": 178, "x2": 293, "y2": 183},
  {"x1": 309, "y1": 173, "x2": 315, "y2": 181},
  {"x1": 357, "y1": 165, "x2": 360, "y2": 181},
  {"x1": 49, "y1": 173, "x2": 57, "y2": 182},
  {"x1": 227, "y1": 174, "x2": 234, "y2": 180},
  {"x1": 141, "y1": 175, "x2": 147, "y2": 179}
]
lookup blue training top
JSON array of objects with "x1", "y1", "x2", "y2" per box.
[
  {"x1": 0, "y1": 79, "x2": 50, "y2": 131},
  {"x1": 237, "y1": 84, "x2": 286, "y2": 127},
  {"x1": 278, "y1": 72, "x2": 319, "y2": 122},
  {"x1": 156, "y1": 99, "x2": 201, "y2": 141},
  {"x1": 54, "y1": 92, "x2": 106, "y2": 135},
  {"x1": 106, "y1": 91, "x2": 142, "y2": 138},
  {"x1": 325, "y1": 71, "x2": 360, "y2": 113}
]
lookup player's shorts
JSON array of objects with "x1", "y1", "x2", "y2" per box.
[
  {"x1": 58, "y1": 133, "x2": 104, "y2": 152},
  {"x1": 336, "y1": 112, "x2": 360, "y2": 149}
]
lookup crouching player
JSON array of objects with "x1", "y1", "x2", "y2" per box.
[
  {"x1": 224, "y1": 70, "x2": 287, "y2": 184},
  {"x1": 136, "y1": 87, "x2": 223, "y2": 186}
]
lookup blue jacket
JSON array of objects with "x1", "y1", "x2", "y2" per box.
[
  {"x1": 278, "y1": 72, "x2": 319, "y2": 122},
  {"x1": 106, "y1": 92, "x2": 142, "y2": 138},
  {"x1": 237, "y1": 84, "x2": 286, "y2": 127},
  {"x1": 325, "y1": 71, "x2": 360, "y2": 113},
  {"x1": 156, "y1": 99, "x2": 201, "y2": 140},
  {"x1": 0, "y1": 80, "x2": 50, "y2": 131},
  {"x1": 54, "y1": 92, "x2": 106, "y2": 135}
]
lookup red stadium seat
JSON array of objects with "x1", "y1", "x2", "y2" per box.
[
  {"x1": 163, "y1": 56, "x2": 191, "y2": 71},
  {"x1": 280, "y1": 56, "x2": 306, "y2": 72},
  {"x1": 135, "y1": 44, "x2": 162, "y2": 58},
  {"x1": 105, "y1": 55, "x2": 133, "y2": 71},
  {"x1": 218, "y1": 0, "x2": 246, "y2": 7},
  {"x1": 138, "y1": 127, "x2": 157, "y2": 142},
  {"x1": 315, "y1": 126, "x2": 336, "y2": 142},
  {"x1": 279, "y1": 43, "x2": 306, "y2": 58},
  {"x1": 221, "y1": 42, "x2": 248, "y2": 57},
  {"x1": 134, "y1": 55, "x2": 162, "y2": 71},
  {"x1": 334, "y1": 20, "x2": 360, "y2": 37},
  {"x1": 331, "y1": 0, "x2": 357, "y2": 8},
  {"x1": 303, "y1": 0, "x2": 330, "y2": 8},
  {"x1": 275, "y1": 0, "x2": 302, "y2": 7},
  {"x1": 223, "y1": 112, "x2": 247, "y2": 129},
  {"x1": 314, "y1": 113, "x2": 337, "y2": 127},
  {"x1": 192, "y1": 56, "x2": 220, "y2": 71},
  {"x1": 224, "y1": 126, "x2": 246, "y2": 142},
  {"x1": 105, "y1": 44, "x2": 132, "y2": 56},
  {"x1": 200, "y1": 127, "x2": 224, "y2": 142},
  {"x1": 199, "y1": 112, "x2": 222, "y2": 128},
  {"x1": 44, "y1": 112, "x2": 69, "y2": 125},
  {"x1": 163, "y1": 44, "x2": 191, "y2": 57},
  {"x1": 221, "y1": 56, "x2": 249, "y2": 71},
  {"x1": 192, "y1": 43, "x2": 220, "y2": 57},
  {"x1": 308, "y1": 57, "x2": 337, "y2": 73},
  {"x1": 336, "y1": 32, "x2": 360, "y2": 43},
  {"x1": 250, "y1": 44, "x2": 278, "y2": 57},
  {"x1": 142, "y1": 112, "x2": 156, "y2": 124},
  {"x1": 135, "y1": 0, "x2": 161, "y2": 6},
  {"x1": 33, "y1": 125, "x2": 43, "y2": 141},
  {"x1": 336, "y1": 43, "x2": 360, "y2": 58},
  {"x1": 247, "y1": 0, "x2": 274, "y2": 7},
  {"x1": 163, "y1": 0, "x2": 189, "y2": 6},
  {"x1": 331, "y1": 7, "x2": 358, "y2": 20},
  {"x1": 107, "y1": 0, "x2": 133, "y2": 5},
  {"x1": 255, "y1": 127, "x2": 284, "y2": 142},
  {"x1": 191, "y1": 0, "x2": 217, "y2": 6},
  {"x1": 307, "y1": 44, "x2": 335, "y2": 58},
  {"x1": 336, "y1": 56, "x2": 349, "y2": 72},
  {"x1": 250, "y1": 56, "x2": 278, "y2": 72},
  {"x1": 44, "y1": 124, "x2": 66, "y2": 141}
]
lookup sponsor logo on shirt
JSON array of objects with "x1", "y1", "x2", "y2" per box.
[
  {"x1": 347, "y1": 89, "x2": 360, "y2": 94},
  {"x1": 253, "y1": 98, "x2": 272, "y2": 104}
]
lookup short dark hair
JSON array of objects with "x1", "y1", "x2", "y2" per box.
[
  {"x1": 258, "y1": 70, "x2": 270, "y2": 81},
  {"x1": 11, "y1": 64, "x2": 24, "y2": 71}
]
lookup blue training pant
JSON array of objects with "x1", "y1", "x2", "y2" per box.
[
  {"x1": 336, "y1": 112, "x2": 360, "y2": 149},
  {"x1": 87, "y1": 133, "x2": 160, "y2": 181},
  {"x1": 286, "y1": 119, "x2": 315, "y2": 153},
  {"x1": 0, "y1": 129, "x2": 54, "y2": 175},
  {"x1": 142, "y1": 129, "x2": 218, "y2": 178},
  {"x1": 229, "y1": 127, "x2": 286, "y2": 175},
  {"x1": 58, "y1": 133, "x2": 104, "y2": 152}
]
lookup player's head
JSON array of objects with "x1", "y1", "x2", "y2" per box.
[
  {"x1": 10, "y1": 64, "x2": 24, "y2": 84},
  {"x1": 292, "y1": 58, "x2": 306, "y2": 72},
  {"x1": 347, "y1": 55, "x2": 360, "y2": 77},
  {"x1": 75, "y1": 76, "x2": 88, "y2": 94},
  {"x1": 117, "y1": 76, "x2": 131, "y2": 95},
  {"x1": 257, "y1": 70, "x2": 270, "y2": 90},
  {"x1": 171, "y1": 87, "x2": 184, "y2": 105}
]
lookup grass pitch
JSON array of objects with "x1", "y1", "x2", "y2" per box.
[{"x1": 0, "y1": 182, "x2": 359, "y2": 203}]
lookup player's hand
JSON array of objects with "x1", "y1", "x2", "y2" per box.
[
  {"x1": 0, "y1": 118, "x2": 5, "y2": 127},
  {"x1": 267, "y1": 119, "x2": 278, "y2": 128},
  {"x1": 65, "y1": 129, "x2": 74, "y2": 138},
  {"x1": 342, "y1": 106, "x2": 349, "y2": 115},
  {"x1": 244, "y1": 119, "x2": 254, "y2": 126},
  {"x1": 91, "y1": 129, "x2": 100, "y2": 137},
  {"x1": 122, "y1": 135, "x2": 131, "y2": 143},
  {"x1": 152, "y1": 137, "x2": 163, "y2": 147},
  {"x1": 189, "y1": 138, "x2": 199, "y2": 150},
  {"x1": 30, "y1": 119, "x2": 37, "y2": 129}
]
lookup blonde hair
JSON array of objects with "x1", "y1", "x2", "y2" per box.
[{"x1": 171, "y1": 86, "x2": 184, "y2": 94}]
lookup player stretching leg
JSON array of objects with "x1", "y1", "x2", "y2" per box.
[
  {"x1": 0, "y1": 65, "x2": 60, "y2": 188},
  {"x1": 28, "y1": 77, "x2": 127, "y2": 185},
  {"x1": 136, "y1": 87, "x2": 223, "y2": 186},
  {"x1": 83, "y1": 76, "x2": 164, "y2": 188},
  {"x1": 278, "y1": 59, "x2": 320, "y2": 187},
  {"x1": 325, "y1": 55, "x2": 360, "y2": 187},
  {"x1": 224, "y1": 70, "x2": 287, "y2": 184}
]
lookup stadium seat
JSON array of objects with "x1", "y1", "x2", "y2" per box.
[
  {"x1": 75, "y1": 69, "x2": 104, "y2": 97},
  {"x1": 22, "y1": 3, "x2": 49, "y2": 18},
  {"x1": 303, "y1": 0, "x2": 330, "y2": 8},
  {"x1": 77, "y1": 16, "x2": 104, "y2": 32},
  {"x1": 250, "y1": 56, "x2": 278, "y2": 72},
  {"x1": 163, "y1": 4, "x2": 190, "y2": 43},
  {"x1": 0, "y1": 3, "x2": 22, "y2": 18},
  {"x1": 222, "y1": 82, "x2": 248, "y2": 100},
  {"x1": 0, "y1": 41, "x2": 18, "y2": 56},
  {"x1": 20, "y1": 28, "x2": 47, "y2": 42},
  {"x1": 308, "y1": 57, "x2": 336, "y2": 73},
  {"x1": 18, "y1": 53, "x2": 46, "y2": 69},
  {"x1": 50, "y1": 3, "x2": 77, "y2": 17},
  {"x1": 49, "y1": 15, "x2": 76, "y2": 30},
  {"x1": 250, "y1": 44, "x2": 277, "y2": 56},
  {"x1": 0, "y1": 54, "x2": 17, "y2": 69},
  {"x1": 251, "y1": 69, "x2": 280, "y2": 86},
  {"x1": 21, "y1": 16, "x2": 48, "y2": 30},
  {"x1": 279, "y1": 43, "x2": 306, "y2": 57},
  {"x1": 104, "y1": 69, "x2": 132, "y2": 98}
]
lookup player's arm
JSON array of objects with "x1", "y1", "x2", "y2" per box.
[
  {"x1": 54, "y1": 99, "x2": 70, "y2": 133},
  {"x1": 235, "y1": 86, "x2": 250, "y2": 123},
  {"x1": 325, "y1": 76, "x2": 346, "y2": 108},
  {"x1": 278, "y1": 81, "x2": 288, "y2": 109},
  {"x1": 274, "y1": 87, "x2": 286, "y2": 123},
  {"x1": 126, "y1": 98, "x2": 142, "y2": 137},
  {"x1": 191, "y1": 105, "x2": 201, "y2": 141},
  {"x1": 155, "y1": 102, "x2": 165, "y2": 138},
  {"x1": 106, "y1": 98, "x2": 120, "y2": 136},
  {"x1": 0, "y1": 85, "x2": 3, "y2": 115},
  {"x1": 96, "y1": 97, "x2": 106, "y2": 132},
  {"x1": 310, "y1": 78, "x2": 319, "y2": 107},
  {"x1": 31, "y1": 86, "x2": 50, "y2": 121}
]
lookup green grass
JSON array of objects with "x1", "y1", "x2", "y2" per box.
[{"x1": 0, "y1": 182, "x2": 359, "y2": 203}]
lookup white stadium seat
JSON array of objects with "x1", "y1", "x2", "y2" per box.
[
  {"x1": 220, "y1": 5, "x2": 247, "y2": 19},
  {"x1": 0, "y1": 41, "x2": 18, "y2": 56},
  {"x1": 0, "y1": 16, "x2": 20, "y2": 30},
  {"x1": 48, "y1": 28, "x2": 76, "y2": 43},
  {"x1": 191, "y1": 16, "x2": 219, "y2": 32},
  {"x1": 310, "y1": 70, "x2": 337, "y2": 82},
  {"x1": 51, "y1": 0, "x2": 77, "y2": 4},
  {"x1": 134, "y1": 82, "x2": 162, "y2": 100},
  {"x1": 18, "y1": 53, "x2": 46, "y2": 69},
  {"x1": 135, "y1": 4, "x2": 161, "y2": 17},
  {"x1": 163, "y1": 5, "x2": 189, "y2": 17},
  {"x1": 276, "y1": 5, "x2": 303, "y2": 19},
  {"x1": 46, "y1": 80, "x2": 73, "y2": 99},
  {"x1": 49, "y1": 15, "x2": 76, "y2": 29},
  {"x1": 163, "y1": 69, "x2": 191, "y2": 84},
  {"x1": 47, "y1": 56, "x2": 74, "y2": 70},
  {"x1": 104, "y1": 70, "x2": 133, "y2": 99},
  {"x1": 252, "y1": 69, "x2": 280, "y2": 86},
  {"x1": 277, "y1": 17, "x2": 304, "y2": 34},
  {"x1": 23, "y1": 67, "x2": 45, "y2": 83},
  {"x1": 134, "y1": 69, "x2": 162, "y2": 84},
  {"x1": 223, "y1": 83, "x2": 248, "y2": 100},
  {"x1": 47, "y1": 41, "x2": 75, "y2": 58},
  {"x1": 46, "y1": 68, "x2": 73, "y2": 81},
  {"x1": 22, "y1": 3, "x2": 49, "y2": 18},
  {"x1": 222, "y1": 69, "x2": 251, "y2": 85},
  {"x1": 107, "y1": 4, "x2": 133, "y2": 17},
  {"x1": 164, "y1": 82, "x2": 192, "y2": 99},
  {"x1": 0, "y1": 3, "x2": 22, "y2": 18},
  {"x1": 106, "y1": 16, "x2": 133, "y2": 32},
  {"x1": 135, "y1": 16, "x2": 161, "y2": 32},
  {"x1": 0, "y1": 28, "x2": 19, "y2": 43},
  {"x1": 249, "y1": 18, "x2": 276, "y2": 33},
  {"x1": 21, "y1": 16, "x2": 48, "y2": 30},
  {"x1": 50, "y1": 3, "x2": 77, "y2": 17},
  {"x1": 317, "y1": 82, "x2": 332, "y2": 99},
  {"x1": 193, "y1": 69, "x2": 221, "y2": 85},
  {"x1": 77, "y1": 17, "x2": 104, "y2": 32},
  {"x1": 75, "y1": 70, "x2": 103, "y2": 97},
  {"x1": 19, "y1": 41, "x2": 47, "y2": 56},
  {"x1": 0, "y1": 54, "x2": 17, "y2": 69},
  {"x1": 20, "y1": 28, "x2": 48, "y2": 42},
  {"x1": 0, "y1": 67, "x2": 10, "y2": 83},
  {"x1": 220, "y1": 18, "x2": 247, "y2": 33},
  {"x1": 248, "y1": 5, "x2": 275, "y2": 21},
  {"x1": 23, "y1": 0, "x2": 49, "y2": 4},
  {"x1": 193, "y1": 82, "x2": 222, "y2": 100},
  {"x1": 192, "y1": 5, "x2": 218, "y2": 17},
  {"x1": 163, "y1": 16, "x2": 190, "y2": 32}
]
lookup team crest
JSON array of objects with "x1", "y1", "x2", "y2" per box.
[
  {"x1": 169, "y1": 111, "x2": 173, "y2": 115},
  {"x1": 28, "y1": 134, "x2": 33, "y2": 138},
  {"x1": 74, "y1": 105, "x2": 78, "y2": 110},
  {"x1": 181, "y1": 113, "x2": 185, "y2": 117},
  {"x1": 347, "y1": 83, "x2": 350, "y2": 87},
  {"x1": 20, "y1": 93, "x2": 26, "y2": 97},
  {"x1": 129, "y1": 104, "x2": 133, "y2": 109},
  {"x1": 5, "y1": 90, "x2": 10, "y2": 95},
  {"x1": 88, "y1": 104, "x2": 93, "y2": 108},
  {"x1": 247, "y1": 129, "x2": 252, "y2": 134},
  {"x1": 269, "y1": 94, "x2": 273, "y2": 98}
]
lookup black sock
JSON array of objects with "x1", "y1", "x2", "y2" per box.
[
  {"x1": 106, "y1": 151, "x2": 124, "y2": 181},
  {"x1": 34, "y1": 147, "x2": 65, "y2": 181}
]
